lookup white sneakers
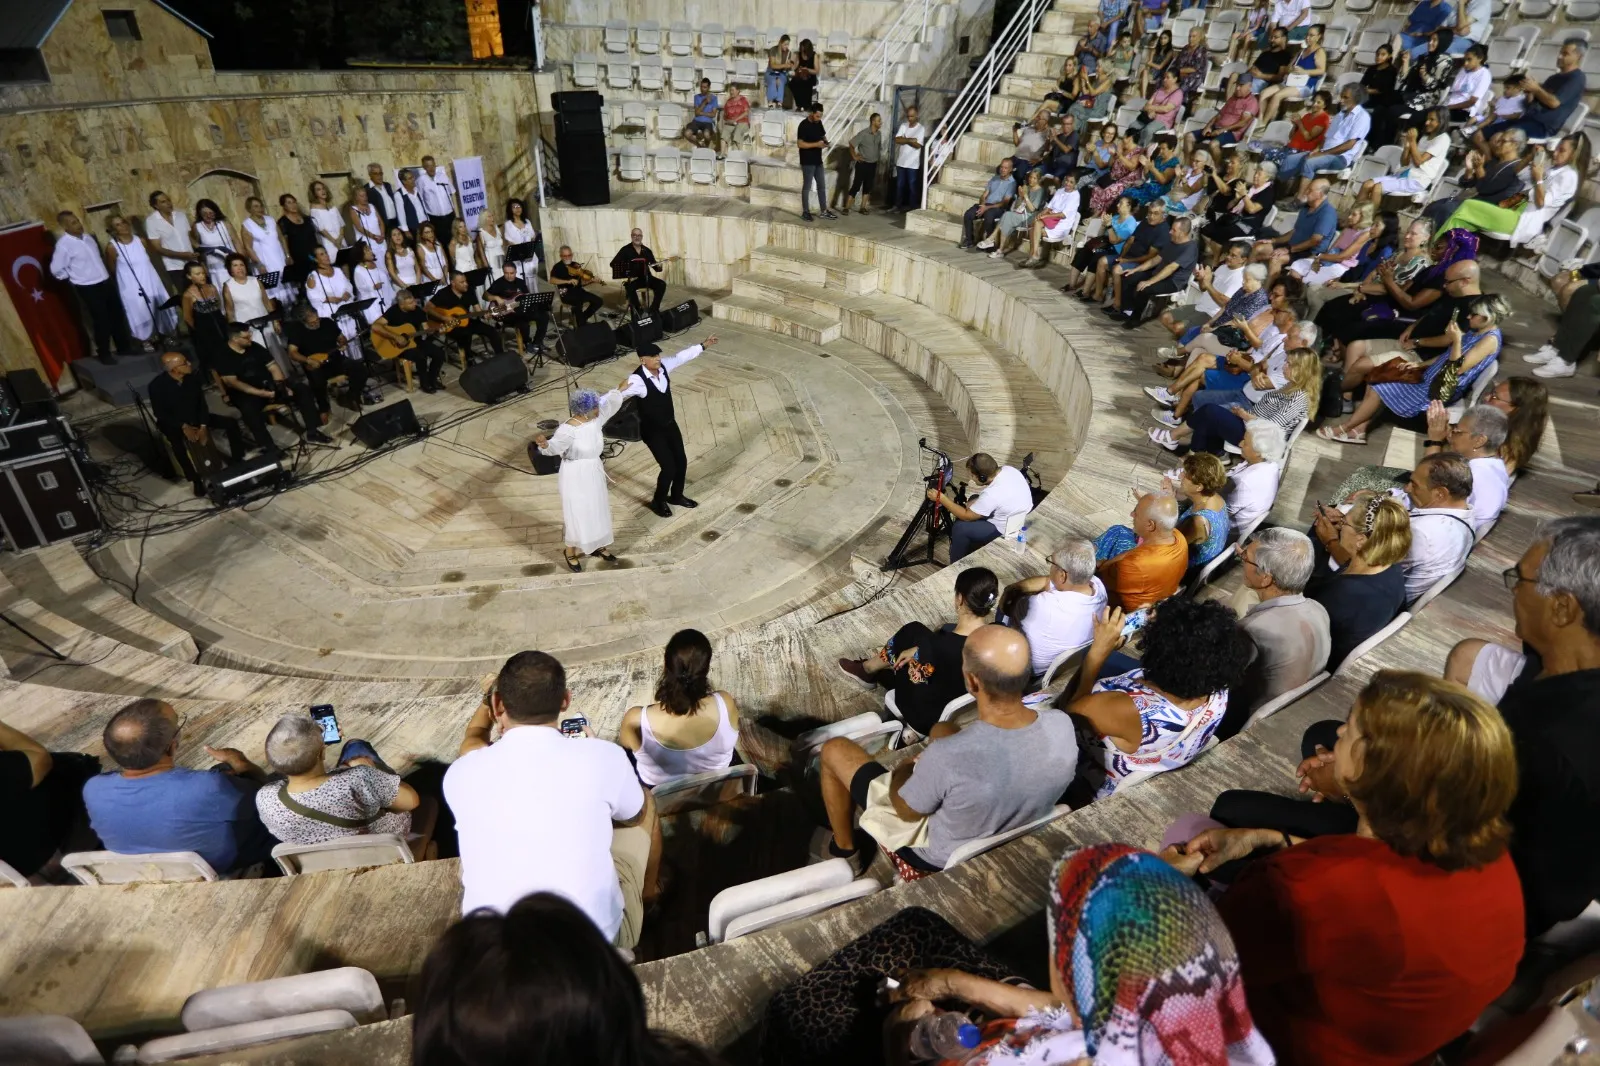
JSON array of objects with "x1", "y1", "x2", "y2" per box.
[
  {"x1": 1533, "y1": 357, "x2": 1578, "y2": 378},
  {"x1": 988, "y1": 247, "x2": 1006, "y2": 259},
  {"x1": 1524, "y1": 343, "x2": 1557, "y2": 365},
  {"x1": 1148, "y1": 426, "x2": 1181, "y2": 451},
  {"x1": 1144, "y1": 385, "x2": 1177, "y2": 406},
  {"x1": 1151, "y1": 407, "x2": 1183, "y2": 428},
  {"x1": 976, "y1": 238, "x2": 996, "y2": 251}
]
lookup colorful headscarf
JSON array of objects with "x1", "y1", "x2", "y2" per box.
[
  {"x1": 973, "y1": 844, "x2": 1275, "y2": 1065},
  {"x1": 1418, "y1": 228, "x2": 1479, "y2": 285}
]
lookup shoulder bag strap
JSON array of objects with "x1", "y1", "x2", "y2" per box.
[{"x1": 276, "y1": 779, "x2": 381, "y2": 829}]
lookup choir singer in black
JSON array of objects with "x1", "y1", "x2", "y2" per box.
[
  {"x1": 146, "y1": 352, "x2": 246, "y2": 495},
  {"x1": 615, "y1": 334, "x2": 718, "y2": 517},
  {"x1": 610, "y1": 228, "x2": 668, "y2": 314}
]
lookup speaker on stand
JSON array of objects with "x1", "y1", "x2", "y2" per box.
[{"x1": 552, "y1": 91, "x2": 611, "y2": 208}]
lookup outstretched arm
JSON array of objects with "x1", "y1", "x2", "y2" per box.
[{"x1": 660, "y1": 334, "x2": 719, "y2": 373}]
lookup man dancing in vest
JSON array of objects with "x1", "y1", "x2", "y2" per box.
[{"x1": 616, "y1": 334, "x2": 719, "y2": 517}]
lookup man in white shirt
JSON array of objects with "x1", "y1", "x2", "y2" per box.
[
  {"x1": 394, "y1": 168, "x2": 430, "y2": 236},
  {"x1": 999, "y1": 539, "x2": 1109, "y2": 676},
  {"x1": 144, "y1": 190, "x2": 197, "y2": 284},
  {"x1": 417, "y1": 155, "x2": 458, "y2": 238},
  {"x1": 49, "y1": 210, "x2": 132, "y2": 364},
  {"x1": 1429, "y1": 403, "x2": 1510, "y2": 532},
  {"x1": 926, "y1": 452, "x2": 1035, "y2": 562},
  {"x1": 892, "y1": 105, "x2": 928, "y2": 213},
  {"x1": 1291, "y1": 86, "x2": 1370, "y2": 198},
  {"x1": 1450, "y1": 0, "x2": 1492, "y2": 53},
  {"x1": 1270, "y1": 0, "x2": 1311, "y2": 38},
  {"x1": 364, "y1": 163, "x2": 400, "y2": 233},
  {"x1": 443, "y1": 650, "x2": 658, "y2": 948},
  {"x1": 615, "y1": 335, "x2": 721, "y2": 517},
  {"x1": 1158, "y1": 244, "x2": 1248, "y2": 340},
  {"x1": 1225, "y1": 419, "x2": 1288, "y2": 532}
]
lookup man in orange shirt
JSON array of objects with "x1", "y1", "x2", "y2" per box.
[{"x1": 1097, "y1": 493, "x2": 1188, "y2": 611}]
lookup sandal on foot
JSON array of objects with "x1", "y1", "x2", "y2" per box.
[
  {"x1": 1316, "y1": 425, "x2": 1367, "y2": 445},
  {"x1": 592, "y1": 548, "x2": 619, "y2": 562}
]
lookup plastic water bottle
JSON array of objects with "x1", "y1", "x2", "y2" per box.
[
  {"x1": 1010, "y1": 522, "x2": 1029, "y2": 553},
  {"x1": 908, "y1": 1011, "x2": 981, "y2": 1062}
]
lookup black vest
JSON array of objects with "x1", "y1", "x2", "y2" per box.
[{"x1": 634, "y1": 365, "x2": 674, "y2": 429}]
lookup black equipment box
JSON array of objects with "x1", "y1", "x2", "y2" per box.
[{"x1": 0, "y1": 449, "x2": 100, "y2": 551}]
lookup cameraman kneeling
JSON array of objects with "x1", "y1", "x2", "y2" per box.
[{"x1": 926, "y1": 452, "x2": 1034, "y2": 562}]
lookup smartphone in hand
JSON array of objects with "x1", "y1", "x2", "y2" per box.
[
  {"x1": 309, "y1": 704, "x2": 341, "y2": 745},
  {"x1": 560, "y1": 716, "x2": 589, "y2": 738}
]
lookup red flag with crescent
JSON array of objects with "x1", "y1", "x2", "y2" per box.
[{"x1": 0, "y1": 221, "x2": 86, "y2": 385}]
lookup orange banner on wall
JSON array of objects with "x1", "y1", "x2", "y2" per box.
[{"x1": 467, "y1": 0, "x2": 505, "y2": 59}]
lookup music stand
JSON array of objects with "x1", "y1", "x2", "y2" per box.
[
  {"x1": 506, "y1": 241, "x2": 537, "y2": 276},
  {"x1": 259, "y1": 270, "x2": 282, "y2": 290},
  {"x1": 516, "y1": 291, "x2": 554, "y2": 372},
  {"x1": 464, "y1": 266, "x2": 492, "y2": 292},
  {"x1": 409, "y1": 281, "x2": 443, "y2": 303}
]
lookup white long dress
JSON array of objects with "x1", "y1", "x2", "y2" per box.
[
  {"x1": 311, "y1": 206, "x2": 346, "y2": 257},
  {"x1": 243, "y1": 216, "x2": 295, "y2": 305},
  {"x1": 352, "y1": 261, "x2": 396, "y2": 324},
  {"x1": 391, "y1": 247, "x2": 420, "y2": 288},
  {"x1": 110, "y1": 235, "x2": 175, "y2": 340},
  {"x1": 478, "y1": 222, "x2": 506, "y2": 275},
  {"x1": 538, "y1": 390, "x2": 624, "y2": 554},
  {"x1": 504, "y1": 219, "x2": 537, "y2": 280},
  {"x1": 195, "y1": 220, "x2": 237, "y2": 292},
  {"x1": 350, "y1": 204, "x2": 386, "y2": 251},
  {"x1": 304, "y1": 267, "x2": 360, "y2": 355}
]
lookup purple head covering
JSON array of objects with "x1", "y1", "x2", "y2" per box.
[{"x1": 1419, "y1": 228, "x2": 1479, "y2": 284}]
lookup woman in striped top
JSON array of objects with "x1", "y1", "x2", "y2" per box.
[{"x1": 1150, "y1": 347, "x2": 1321, "y2": 455}]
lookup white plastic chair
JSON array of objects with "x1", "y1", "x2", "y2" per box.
[
  {"x1": 1534, "y1": 102, "x2": 1589, "y2": 148},
  {"x1": 1169, "y1": 10, "x2": 1205, "y2": 44},
  {"x1": 0, "y1": 859, "x2": 27, "y2": 887},
  {"x1": 795, "y1": 28, "x2": 822, "y2": 52},
  {"x1": 181, "y1": 968, "x2": 385, "y2": 1031},
  {"x1": 637, "y1": 20, "x2": 663, "y2": 55},
  {"x1": 618, "y1": 100, "x2": 651, "y2": 136},
  {"x1": 1040, "y1": 641, "x2": 1093, "y2": 688},
  {"x1": 1489, "y1": 25, "x2": 1540, "y2": 69},
  {"x1": 619, "y1": 145, "x2": 648, "y2": 181},
  {"x1": 689, "y1": 147, "x2": 719, "y2": 184},
  {"x1": 653, "y1": 146, "x2": 685, "y2": 182},
  {"x1": 1252, "y1": 119, "x2": 1294, "y2": 148},
  {"x1": 1538, "y1": 205, "x2": 1600, "y2": 276},
  {"x1": 605, "y1": 60, "x2": 633, "y2": 91},
  {"x1": 732, "y1": 56, "x2": 761, "y2": 86},
  {"x1": 1335, "y1": 611, "x2": 1413, "y2": 674},
  {"x1": 670, "y1": 60, "x2": 698, "y2": 93},
  {"x1": 604, "y1": 19, "x2": 630, "y2": 54},
  {"x1": 703, "y1": 859, "x2": 881, "y2": 944},
  {"x1": 669, "y1": 21, "x2": 696, "y2": 56},
  {"x1": 732, "y1": 25, "x2": 759, "y2": 50},
  {"x1": 1350, "y1": 142, "x2": 1402, "y2": 185},
  {"x1": 638, "y1": 55, "x2": 665, "y2": 91},
  {"x1": 1182, "y1": 106, "x2": 1218, "y2": 136},
  {"x1": 0, "y1": 1015, "x2": 103, "y2": 1064},
  {"x1": 653, "y1": 763, "x2": 758, "y2": 815},
  {"x1": 1353, "y1": 19, "x2": 1400, "y2": 67},
  {"x1": 1521, "y1": 0, "x2": 1558, "y2": 18},
  {"x1": 63, "y1": 849, "x2": 217, "y2": 885},
  {"x1": 825, "y1": 29, "x2": 851, "y2": 59},
  {"x1": 764, "y1": 27, "x2": 788, "y2": 52},
  {"x1": 760, "y1": 109, "x2": 787, "y2": 146},
  {"x1": 657, "y1": 102, "x2": 685, "y2": 141},
  {"x1": 1206, "y1": 11, "x2": 1242, "y2": 51},
  {"x1": 701, "y1": 22, "x2": 726, "y2": 57},
  {"x1": 703, "y1": 56, "x2": 728, "y2": 92},
  {"x1": 943, "y1": 805, "x2": 1070, "y2": 868},
  {"x1": 271, "y1": 834, "x2": 414, "y2": 876},
  {"x1": 1208, "y1": 60, "x2": 1247, "y2": 97},
  {"x1": 1114, "y1": 96, "x2": 1147, "y2": 131},
  {"x1": 796, "y1": 711, "x2": 897, "y2": 760},
  {"x1": 572, "y1": 52, "x2": 600, "y2": 89},
  {"x1": 1571, "y1": 0, "x2": 1600, "y2": 20},
  {"x1": 134, "y1": 1011, "x2": 358, "y2": 1063},
  {"x1": 1447, "y1": 359, "x2": 1497, "y2": 423},
  {"x1": 1324, "y1": 14, "x2": 1360, "y2": 58},
  {"x1": 1345, "y1": 0, "x2": 1375, "y2": 13},
  {"x1": 1243, "y1": 670, "x2": 1330, "y2": 729},
  {"x1": 724, "y1": 150, "x2": 752, "y2": 186}
]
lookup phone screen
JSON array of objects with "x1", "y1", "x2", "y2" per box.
[
  {"x1": 559, "y1": 716, "x2": 588, "y2": 738},
  {"x1": 309, "y1": 704, "x2": 340, "y2": 745}
]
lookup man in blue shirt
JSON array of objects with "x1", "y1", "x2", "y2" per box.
[
  {"x1": 1263, "y1": 177, "x2": 1338, "y2": 268},
  {"x1": 688, "y1": 78, "x2": 719, "y2": 151},
  {"x1": 1476, "y1": 40, "x2": 1589, "y2": 151},
  {"x1": 959, "y1": 158, "x2": 1017, "y2": 249},
  {"x1": 1289, "y1": 85, "x2": 1371, "y2": 195},
  {"x1": 82, "y1": 698, "x2": 276, "y2": 874},
  {"x1": 1399, "y1": 0, "x2": 1455, "y2": 58}
]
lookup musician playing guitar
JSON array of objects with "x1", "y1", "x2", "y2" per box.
[
  {"x1": 550, "y1": 245, "x2": 605, "y2": 325},
  {"x1": 484, "y1": 261, "x2": 551, "y2": 354},
  {"x1": 287, "y1": 302, "x2": 371, "y2": 416},
  {"x1": 609, "y1": 228, "x2": 672, "y2": 314},
  {"x1": 371, "y1": 289, "x2": 448, "y2": 393},
  {"x1": 427, "y1": 270, "x2": 504, "y2": 363}
]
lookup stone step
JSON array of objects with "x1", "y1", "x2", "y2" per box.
[
  {"x1": 1014, "y1": 51, "x2": 1067, "y2": 78},
  {"x1": 990, "y1": 93, "x2": 1047, "y2": 119},
  {"x1": 712, "y1": 292, "x2": 844, "y2": 344},
  {"x1": 1030, "y1": 30, "x2": 1077, "y2": 52},
  {"x1": 1040, "y1": 10, "x2": 1078, "y2": 34},
  {"x1": 0, "y1": 545, "x2": 198, "y2": 661},
  {"x1": 927, "y1": 182, "x2": 980, "y2": 216},
  {"x1": 748, "y1": 182, "x2": 795, "y2": 209},
  {"x1": 906, "y1": 208, "x2": 964, "y2": 242},
  {"x1": 972, "y1": 112, "x2": 1026, "y2": 138},
  {"x1": 750, "y1": 246, "x2": 880, "y2": 293},
  {"x1": 730, "y1": 274, "x2": 846, "y2": 321},
  {"x1": 955, "y1": 131, "x2": 1018, "y2": 167},
  {"x1": 1001, "y1": 72, "x2": 1058, "y2": 100},
  {"x1": 934, "y1": 158, "x2": 993, "y2": 192}
]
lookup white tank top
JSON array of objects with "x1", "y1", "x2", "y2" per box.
[
  {"x1": 453, "y1": 243, "x2": 478, "y2": 273},
  {"x1": 224, "y1": 277, "x2": 270, "y2": 323},
  {"x1": 634, "y1": 693, "x2": 737, "y2": 787},
  {"x1": 392, "y1": 248, "x2": 419, "y2": 286}
]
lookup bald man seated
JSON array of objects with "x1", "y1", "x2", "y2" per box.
[
  {"x1": 1096, "y1": 492, "x2": 1189, "y2": 612},
  {"x1": 816, "y1": 624, "x2": 1079, "y2": 876},
  {"x1": 81, "y1": 698, "x2": 278, "y2": 875},
  {"x1": 146, "y1": 352, "x2": 246, "y2": 495}
]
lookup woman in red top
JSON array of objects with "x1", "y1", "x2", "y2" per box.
[
  {"x1": 1256, "y1": 90, "x2": 1332, "y2": 182},
  {"x1": 1164, "y1": 671, "x2": 1524, "y2": 1065}
]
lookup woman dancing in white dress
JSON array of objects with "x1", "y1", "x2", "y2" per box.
[
  {"x1": 104, "y1": 214, "x2": 174, "y2": 345},
  {"x1": 534, "y1": 388, "x2": 625, "y2": 572}
]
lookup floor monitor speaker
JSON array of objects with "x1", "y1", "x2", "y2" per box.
[
  {"x1": 661, "y1": 299, "x2": 700, "y2": 333},
  {"x1": 614, "y1": 309, "x2": 662, "y2": 351},
  {"x1": 351, "y1": 399, "x2": 422, "y2": 448},
  {"x1": 560, "y1": 323, "x2": 617, "y2": 367},
  {"x1": 459, "y1": 351, "x2": 529, "y2": 404},
  {"x1": 601, "y1": 396, "x2": 641, "y2": 441}
]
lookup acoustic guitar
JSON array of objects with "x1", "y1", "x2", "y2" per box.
[
  {"x1": 371, "y1": 321, "x2": 445, "y2": 360},
  {"x1": 428, "y1": 305, "x2": 493, "y2": 331}
]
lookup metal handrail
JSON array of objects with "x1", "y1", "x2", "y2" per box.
[
  {"x1": 920, "y1": 0, "x2": 1053, "y2": 208},
  {"x1": 826, "y1": 0, "x2": 934, "y2": 142}
]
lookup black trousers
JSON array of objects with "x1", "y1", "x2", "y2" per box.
[
  {"x1": 232, "y1": 381, "x2": 323, "y2": 454},
  {"x1": 75, "y1": 279, "x2": 134, "y2": 359},
  {"x1": 562, "y1": 287, "x2": 604, "y2": 325},
  {"x1": 849, "y1": 161, "x2": 878, "y2": 197},
  {"x1": 402, "y1": 337, "x2": 448, "y2": 385},
  {"x1": 428, "y1": 214, "x2": 456, "y2": 242},
  {"x1": 501, "y1": 310, "x2": 550, "y2": 348},
  {"x1": 1120, "y1": 276, "x2": 1186, "y2": 321},
  {"x1": 303, "y1": 354, "x2": 371, "y2": 413},
  {"x1": 625, "y1": 274, "x2": 667, "y2": 313},
  {"x1": 1209, "y1": 719, "x2": 1358, "y2": 839},
  {"x1": 1555, "y1": 279, "x2": 1600, "y2": 366},
  {"x1": 641, "y1": 421, "x2": 688, "y2": 504},
  {"x1": 445, "y1": 320, "x2": 503, "y2": 360},
  {"x1": 159, "y1": 416, "x2": 246, "y2": 486}
]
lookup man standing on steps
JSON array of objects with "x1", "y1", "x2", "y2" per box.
[
  {"x1": 616, "y1": 335, "x2": 720, "y2": 517},
  {"x1": 893, "y1": 105, "x2": 928, "y2": 213},
  {"x1": 798, "y1": 103, "x2": 838, "y2": 223}
]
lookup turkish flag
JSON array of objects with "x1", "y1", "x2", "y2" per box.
[{"x1": 0, "y1": 221, "x2": 87, "y2": 385}]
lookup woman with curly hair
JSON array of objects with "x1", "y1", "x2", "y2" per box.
[
  {"x1": 1067, "y1": 597, "x2": 1255, "y2": 798},
  {"x1": 1165, "y1": 671, "x2": 1523, "y2": 1065},
  {"x1": 620, "y1": 629, "x2": 740, "y2": 787}
]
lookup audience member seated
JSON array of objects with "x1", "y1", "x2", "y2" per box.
[
  {"x1": 1484, "y1": 376, "x2": 1548, "y2": 475},
  {"x1": 1311, "y1": 219, "x2": 1443, "y2": 335},
  {"x1": 1305, "y1": 216, "x2": 1431, "y2": 319},
  {"x1": 1289, "y1": 85, "x2": 1372, "y2": 198},
  {"x1": 1158, "y1": 245, "x2": 1247, "y2": 342},
  {"x1": 1151, "y1": 347, "x2": 1320, "y2": 457},
  {"x1": 1166, "y1": 671, "x2": 1524, "y2": 1064},
  {"x1": 1331, "y1": 402, "x2": 1510, "y2": 533},
  {"x1": 1223, "y1": 419, "x2": 1288, "y2": 533},
  {"x1": 255, "y1": 716, "x2": 420, "y2": 847},
  {"x1": 1328, "y1": 257, "x2": 1483, "y2": 405},
  {"x1": 82, "y1": 698, "x2": 276, "y2": 874},
  {"x1": 838, "y1": 568, "x2": 999, "y2": 737},
  {"x1": 999, "y1": 541, "x2": 1108, "y2": 679},
  {"x1": 1197, "y1": 78, "x2": 1262, "y2": 150},
  {"x1": 413, "y1": 892, "x2": 722, "y2": 1066},
  {"x1": 1072, "y1": 196, "x2": 1167, "y2": 305},
  {"x1": 816, "y1": 626, "x2": 1077, "y2": 878},
  {"x1": 1260, "y1": 179, "x2": 1338, "y2": 278},
  {"x1": 1224, "y1": 528, "x2": 1331, "y2": 733},
  {"x1": 1319, "y1": 292, "x2": 1504, "y2": 446},
  {"x1": 1444, "y1": 135, "x2": 1586, "y2": 248},
  {"x1": 877, "y1": 845, "x2": 1274, "y2": 1066},
  {"x1": 1153, "y1": 301, "x2": 1311, "y2": 424},
  {"x1": 1360, "y1": 109, "x2": 1451, "y2": 211},
  {"x1": 1312, "y1": 452, "x2": 1475, "y2": 604},
  {"x1": 0, "y1": 720, "x2": 98, "y2": 879},
  {"x1": 443, "y1": 651, "x2": 659, "y2": 950},
  {"x1": 1156, "y1": 263, "x2": 1269, "y2": 370},
  {"x1": 1107, "y1": 216, "x2": 1198, "y2": 328},
  {"x1": 925, "y1": 452, "x2": 1035, "y2": 562},
  {"x1": 1523, "y1": 261, "x2": 1600, "y2": 380},
  {"x1": 1095, "y1": 492, "x2": 1189, "y2": 612},
  {"x1": 1018, "y1": 175, "x2": 1082, "y2": 268},
  {"x1": 1370, "y1": 28, "x2": 1457, "y2": 149},
  {"x1": 1306, "y1": 495, "x2": 1412, "y2": 667},
  {"x1": 1287, "y1": 203, "x2": 1379, "y2": 288},
  {"x1": 1424, "y1": 127, "x2": 1528, "y2": 229},
  {"x1": 1444, "y1": 516, "x2": 1600, "y2": 935},
  {"x1": 1067, "y1": 597, "x2": 1254, "y2": 798},
  {"x1": 1201, "y1": 164, "x2": 1277, "y2": 257},
  {"x1": 1473, "y1": 38, "x2": 1589, "y2": 153},
  {"x1": 619, "y1": 629, "x2": 740, "y2": 787},
  {"x1": 958, "y1": 160, "x2": 1018, "y2": 252}
]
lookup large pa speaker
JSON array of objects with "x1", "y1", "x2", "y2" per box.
[
  {"x1": 601, "y1": 396, "x2": 641, "y2": 441},
  {"x1": 614, "y1": 310, "x2": 662, "y2": 351},
  {"x1": 557, "y1": 130, "x2": 611, "y2": 206},
  {"x1": 552, "y1": 90, "x2": 604, "y2": 113},
  {"x1": 661, "y1": 299, "x2": 700, "y2": 333},
  {"x1": 560, "y1": 322, "x2": 617, "y2": 367},
  {"x1": 459, "y1": 351, "x2": 530, "y2": 404},
  {"x1": 351, "y1": 399, "x2": 422, "y2": 448}
]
